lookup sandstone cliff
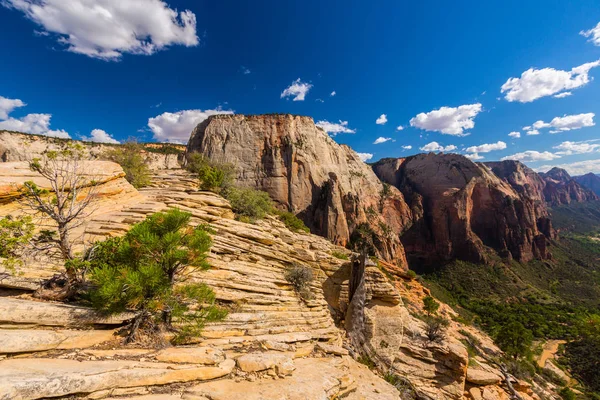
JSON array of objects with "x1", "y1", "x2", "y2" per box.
[
  {"x1": 186, "y1": 114, "x2": 413, "y2": 266},
  {"x1": 540, "y1": 167, "x2": 599, "y2": 205},
  {"x1": 0, "y1": 130, "x2": 183, "y2": 171},
  {"x1": 574, "y1": 173, "x2": 600, "y2": 196},
  {"x1": 373, "y1": 153, "x2": 552, "y2": 265}
]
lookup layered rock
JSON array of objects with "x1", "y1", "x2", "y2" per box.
[
  {"x1": 540, "y1": 167, "x2": 599, "y2": 205},
  {"x1": 574, "y1": 173, "x2": 600, "y2": 196},
  {"x1": 186, "y1": 114, "x2": 412, "y2": 266},
  {"x1": 0, "y1": 130, "x2": 183, "y2": 170},
  {"x1": 373, "y1": 153, "x2": 552, "y2": 264}
]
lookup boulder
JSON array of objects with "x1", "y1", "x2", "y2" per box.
[
  {"x1": 235, "y1": 352, "x2": 294, "y2": 374},
  {"x1": 316, "y1": 342, "x2": 349, "y2": 356},
  {"x1": 155, "y1": 347, "x2": 225, "y2": 365},
  {"x1": 466, "y1": 368, "x2": 503, "y2": 386}
]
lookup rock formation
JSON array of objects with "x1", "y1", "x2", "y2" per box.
[
  {"x1": 186, "y1": 114, "x2": 413, "y2": 266},
  {"x1": 373, "y1": 153, "x2": 553, "y2": 265},
  {"x1": 574, "y1": 173, "x2": 600, "y2": 196},
  {"x1": 539, "y1": 167, "x2": 599, "y2": 205}
]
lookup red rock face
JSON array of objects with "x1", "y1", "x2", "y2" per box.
[
  {"x1": 539, "y1": 168, "x2": 599, "y2": 205},
  {"x1": 373, "y1": 154, "x2": 553, "y2": 265},
  {"x1": 186, "y1": 114, "x2": 413, "y2": 267},
  {"x1": 574, "y1": 173, "x2": 600, "y2": 196}
]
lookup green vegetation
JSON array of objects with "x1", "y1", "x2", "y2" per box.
[
  {"x1": 331, "y1": 250, "x2": 349, "y2": 260},
  {"x1": 406, "y1": 269, "x2": 417, "y2": 280},
  {"x1": 495, "y1": 321, "x2": 534, "y2": 359},
  {"x1": 186, "y1": 153, "x2": 236, "y2": 193},
  {"x1": 423, "y1": 315, "x2": 449, "y2": 345},
  {"x1": 225, "y1": 186, "x2": 273, "y2": 221},
  {"x1": 105, "y1": 142, "x2": 152, "y2": 188},
  {"x1": 356, "y1": 354, "x2": 376, "y2": 369},
  {"x1": 0, "y1": 215, "x2": 34, "y2": 272},
  {"x1": 422, "y1": 296, "x2": 440, "y2": 316},
  {"x1": 88, "y1": 209, "x2": 227, "y2": 344},
  {"x1": 274, "y1": 210, "x2": 310, "y2": 233},
  {"x1": 284, "y1": 263, "x2": 314, "y2": 301}
]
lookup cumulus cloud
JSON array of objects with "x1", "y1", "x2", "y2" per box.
[
  {"x1": 465, "y1": 141, "x2": 507, "y2": 154},
  {"x1": 402, "y1": 145, "x2": 412, "y2": 150},
  {"x1": 375, "y1": 114, "x2": 388, "y2": 125},
  {"x1": 553, "y1": 140, "x2": 600, "y2": 156},
  {"x1": 501, "y1": 151, "x2": 561, "y2": 162},
  {"x1": 281, "y1": 78, "x2": 312, "y2": 101},
  {"x1": 82, "y1": 128, "x2": 119, "y2": 144},
  {"x1": 501, "y1": 60, "x2": 600, "y2": 102},
  {"x1": 373, "y1": 137, "x2": 393, "y2": 144},
  {"x1": 0, "y1": 113, "x2": 70, "y2": 138},
  {"x1": 240, "y1": 66, "x2": 251, "y2": 75},
  {"x1": 148, "y1": 108, "x2": 233, "y2": 143},
  {"x1": 536, "y1": 159, "x2": 600, "y2": 176},
  {"x1": 532, "y1": 113, "x2": 595, "y2": 133},
  {"x1": 2, "y1": 0, "x2": 199, "y2": 60},
  {"x1": 410, "y1": 104, "x2": 482, "y2": 136},
  {"x1": 419, "y1": 141, "x2": 457, "y2": 152},
  {"x1": 465, "y1": 153, "x2": 484, "y2": 160},
  {"x1": 0, "y1": 96, "x2": 25, "y2": 119},
  {"x1": 315, "y1": 120, "x2": 356, "y2": 136},
  {"x1": 554, "y1": 92, "x2": 572, "y2": 98},
  {"x1": 581, "y1": 22, "x2": 600, "y2": 46},
  {"x1": 508, "y1": 131, "x2": 521, "y2": 138},
  {"x1": 330, "y1": 91, "x2": 336, "y2": 97},
  {"x1": 356, "y1": 152, "x2": 373, "y2": 162},
  {"x1": 396, "y1": 125, "x2": 404, "y2": 131}
]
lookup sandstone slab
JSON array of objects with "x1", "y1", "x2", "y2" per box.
[
  {"x1": 236, "y1": 352, "x2": 294, "y2": 373},
  {"x1": 466, "y1": 368, "x2": 503, "y2": 386},
  {"x1": 0, "y1": 329, "x2": 116, "y2": 354},
  {"x1": 0, "y1": 358, "x2": 235, "y2": 400},
  {"x1": 155, "y1": 347, "x2": 224, "y2": 365}
]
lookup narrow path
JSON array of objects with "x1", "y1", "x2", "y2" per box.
[{"x1": 537, "y1": 339, "x2": 566, "y2": 368}]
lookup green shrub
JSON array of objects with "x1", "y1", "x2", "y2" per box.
[
  {"x1": 275, "y1": 210, "x2": 309, "y2": 233},
  {"x1": 331, "y1": 250, "x2": 349, "y2": 260},
  {"x1": 0, "y1": 215, "x2": 34, "y2": 272},
  {"x1": 105, "y1": 142, "x2": 152, "y2": 188},
  {"x1": 186, "y1": 153, "x2": 235, "y2": 192},
  {"x1": 406, "y1": 269, "x2": 417, "y2": 280},
  {"x1": 559, "y1": 387, "x2": 576, "y2": 400},
  {"x1": 495, "y1": 321, "x2": 534, "y2": 360},
  {"x1": 424, "y1": 316, "x2": 449, "y2": 345},
  {"x1": 88, "y1": 209, "x2": 227, "y2": 344},
  {"x1": 224, "y1": 187, "x2": 273, "y2": 221},
  {"x1": 284, "y1": 263, "x2": 314, "y2": 300},
  {"x1": 357, "y1": 354, "x2": 376, "y2": 369},
  {"x1": 423, "y1": 296, "x2": 440, "y2": 316}
]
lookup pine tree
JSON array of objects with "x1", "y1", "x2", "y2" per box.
[{"x1": 88, "y1": 208, "x2": 227, "y2": 344}]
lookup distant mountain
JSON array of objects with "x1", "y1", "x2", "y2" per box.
[
  {"x1": 574, "y1": 172, "x2": 600, "y2": 196},
  {"x1": 539, "y1": 167, "x2": 599, "y2": 205}
]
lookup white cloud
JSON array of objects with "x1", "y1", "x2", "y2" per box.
[
  {"x1": 536, "y1": 159, "x2": 600, "y2": 176},
  {"x1": 373, "y1": 137, "x2": 392, "y2": 144},
  {"x1": 315, "y1": 98, "x2": 325, "y2": 103},
  {"x1": 501, "y1": 60, "x2": 600, "y2": 102},
  {"x1": 402, "y1": 145, "x2": 412, "y2": 150},
  {"x1": 532, "y1": 113, "x2": 595, "y2": 133},
  {"x1": 356, "y1": 152, "x2": 373, "y2": 162},
  {"x1": 82, "y1": 128, "x2": 119, "y2": 144},
  {"x1": 410, "y1": 103, "x2": 482, "y2": 136},
  {"x1": 396, "y1": 125, "x2": 404, "y2": 131},
  {"x1": 553, "y1": 140, "x2": 600, "y2": 155},
  {"x1": 330, "y1": 91, "x2": 336, "y2": 97},
  {"x1": 581, "y1": 22, "x2": 600, "y2": 46},
  {"x1": 527, "y1": 129, "x2": 540, "y2": 136},
  {"x1": 419, "y1": 141, "x2": 457, "y2": 152},
  {"x1": 501, "y1": 151, "x2": 561, "y2": 162},
  {"x1": 148, "y1": 108, "x2": 233, "y2": 143},
  {"x1": 554, "y1": 92, "x2": 572, "y2": 98},
  {"x1": 508, "y1": 131, "x2": 521, "y2": 138},
  {"x1": 240, "y1": 66, "x2": 251, "y2": 75},
  {"x1": 2, "y1": 0, "x2": 199, "y2": 61},
  {"x1": 280, "y1": 78, "x2": 312, "y2": 101},
  {"x1": 315, "y1": 120, "x2": 356, "y2": 136},
  {"x1": 465, "y1": 153, "x2": 484, "y2": 160},
  {"x1": 465, "y1": 141, "x2": 507, "y2": 154},
  {"x1": 0, "y1": 113, "x2": 70, "y2": 138},
  {"x1": 375, "y1": 114, "x2": 388, "y2": 125},
  {"x1": 0, "y1": 96, "x2": 25, "y2": 119}
]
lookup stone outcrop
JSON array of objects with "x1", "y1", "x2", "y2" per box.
[
  {"x1": 186, "y1": 114, "x2": 412, "y2": 266},
  {"x1": 574, "y1": 172, "x2": 600, "y2": 196},
  {"x1": 540, "y1": 167, "x2": 599, "y2": 205},
  {"x1": 373, "y1": 154, "x2": 552, "y2": 264},
  {"x1": 0, "y1": 130, "x2": 183, "y2": 170}
]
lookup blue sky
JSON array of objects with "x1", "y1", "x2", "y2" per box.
[{"x1": 1, "y1": 0, "x2": 600, "y2": 175}]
